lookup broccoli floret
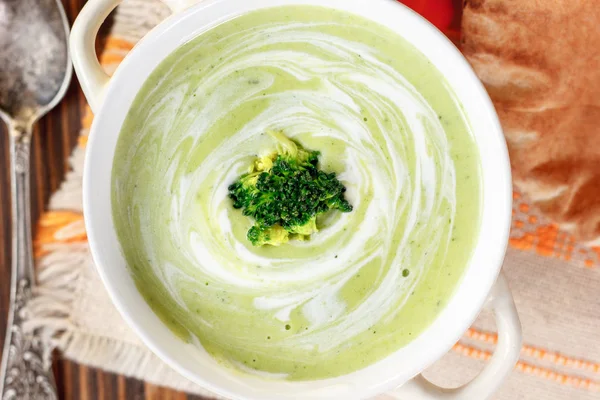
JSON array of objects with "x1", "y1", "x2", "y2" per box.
[
  {"x1": 228, "y1": 131, "x2": 353, "y2": 246},
  {"x1": 247, "y1": 224, "x2": 290, "y2": 247}
]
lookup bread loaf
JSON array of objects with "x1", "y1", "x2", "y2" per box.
[{"x1": 462, "y1": 0, "x2": 600, "y2": 244}]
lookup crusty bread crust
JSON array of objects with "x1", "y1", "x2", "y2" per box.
[{"x1": 462, "y1": 0, "x2": 600, "y2": 244}]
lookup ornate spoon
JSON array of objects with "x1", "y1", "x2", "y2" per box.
[{"x1": 0, "y1": 0, "x2": 71, "y2": 398}]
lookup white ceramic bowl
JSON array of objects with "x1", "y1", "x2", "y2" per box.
[{"x1": 71, "y1": 1, "x2": 521, "y2": 399}]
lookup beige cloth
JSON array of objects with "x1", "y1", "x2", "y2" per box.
[{"x1": 26, "y1": 1, "x2": 600, "y2": 399}]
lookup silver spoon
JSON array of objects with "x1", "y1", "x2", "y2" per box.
[{"x1": 0, "y1": 0, "x2": 71, "y2": 398}]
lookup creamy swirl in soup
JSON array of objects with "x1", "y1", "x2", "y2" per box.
[{"x1": 112, "y1": 6, "x2": 482, "y2": 380}]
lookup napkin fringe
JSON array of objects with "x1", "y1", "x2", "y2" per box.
[
  {"x1": 24, "y1": 242, "x2": 86, "y2": 355},
  {"x1": 24, "y1": 192, "x2": 214, "y2": 395},
  {"x1": 62, "y1": 331, "x2": 218, "y2": 397},
  {"x1": 64, "y1": 334, "x2": 158, "y2": 382},
  {"x1": 24, "y1": 239, "x2": 202, "y2": 392}
]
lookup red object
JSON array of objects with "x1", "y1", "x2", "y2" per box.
[{"x1": 398, "y1": 0, "x2": 455, "y2": 32}]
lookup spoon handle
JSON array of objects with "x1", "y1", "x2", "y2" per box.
[{"x1": 0, "y1": 123, "x2": 58, "y2": 399}]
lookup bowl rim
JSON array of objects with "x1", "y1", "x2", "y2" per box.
[{"x1": 82, "y1": 0, "x2": 512, "y2": 399}]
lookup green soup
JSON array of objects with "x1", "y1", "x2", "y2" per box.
[{"x1": 112, "y1": 6, "x2": 481, "y2": 380}]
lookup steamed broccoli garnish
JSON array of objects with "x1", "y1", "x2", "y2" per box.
[
  {"x1": 228, "y1": 131, "x2": 353, "y2": 246},
  {"x1": 247, "y1": 224, "x2": 290, "y2": 247}
]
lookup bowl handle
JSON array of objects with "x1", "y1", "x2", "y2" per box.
[
  {"x1": 70, "y1": 0, "x2": 199, "y2": 113},
  {"x1": 70, "y1": 0, "x2": 120, "y2": 114},
  {"x1": 387, "y1": 272, "x2": 522, "y2": 400}
]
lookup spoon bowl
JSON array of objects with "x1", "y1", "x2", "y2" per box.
[{"x1": 0, "y1": 0, "x2": 71, "y2": 124}]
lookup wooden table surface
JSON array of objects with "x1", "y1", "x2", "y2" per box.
[{"x1": 0, "y1": 0, "x2": 210, "y2": 398}]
